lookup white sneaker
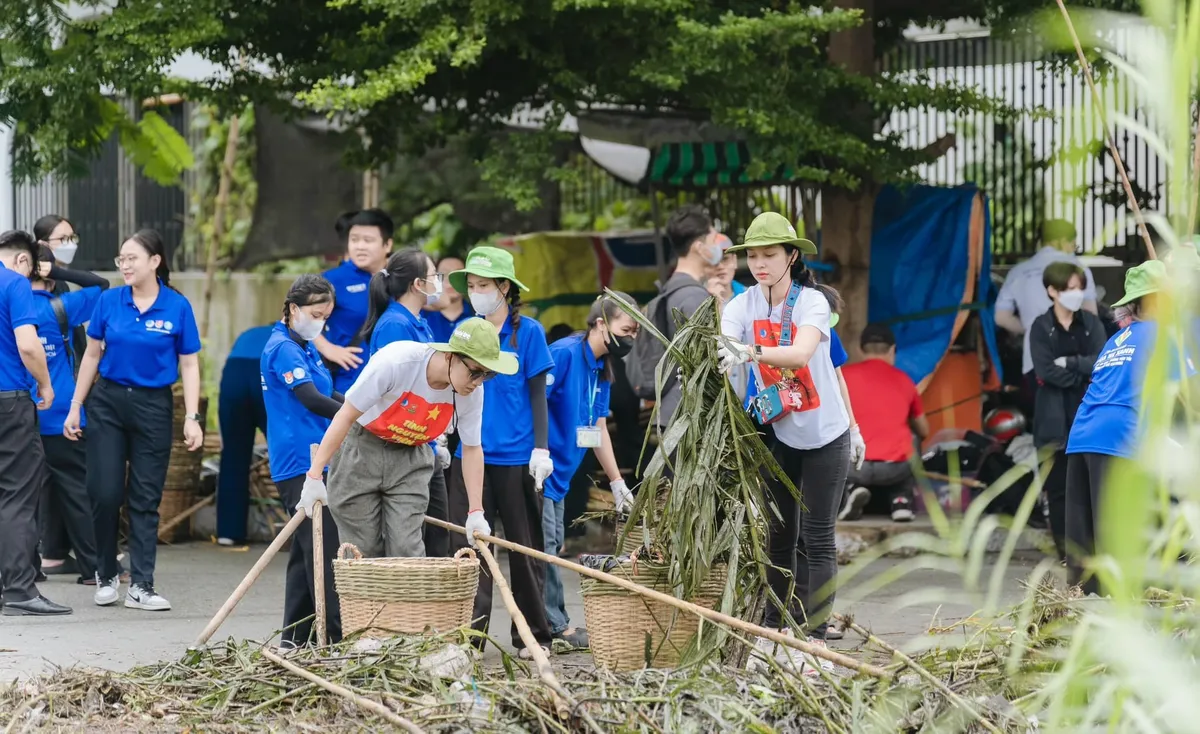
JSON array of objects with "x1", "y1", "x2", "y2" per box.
[
  {"x1": 838, "y1": 486, "x2": 871, "y2": 521},
  {"x1": 216, "y1": 537, "x2": 235, "y2": 547},
  {"x1": 125, "y1": 583, "x2": 171, "y2": 611},
  {"x1": 748, "y1": 628, "x2": 808, "y2": 674},
  {"x1": 803, "y1": 637, "x2": 835, "y2": 674},
  {"x1": 93, "y1": 574, "x2": 120, "y2": 606},
  {"x1": 517, "y1": 645, "x2": 549, "y2": 661}
]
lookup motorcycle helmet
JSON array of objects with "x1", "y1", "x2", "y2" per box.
[{"x1": 983, "y1": 408, "x2": 1026, "y2": 442}]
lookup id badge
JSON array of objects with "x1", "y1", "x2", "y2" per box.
[{"x1": 576, "y1": 426, "x2": 603, "y2": 448}]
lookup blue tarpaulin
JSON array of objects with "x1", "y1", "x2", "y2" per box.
[{"x1": 869, "y1": 184, "x2": 1002, "y2": 385}]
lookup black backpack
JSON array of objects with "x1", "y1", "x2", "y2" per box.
[{"x1": 625, "y1": 279, "x2": 707, "y2": 400}]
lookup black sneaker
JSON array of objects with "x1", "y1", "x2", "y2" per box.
[
  {"x1": 891, "y1": 497, "x2": 914, "y2": 522},
  {"x1": 839, "y1": 487, "x2": 871, "y2": 521}
]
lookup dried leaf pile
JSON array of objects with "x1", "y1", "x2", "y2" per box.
[{"x1": 7, "y1": 582, "x2": 1189, "y2": 733}]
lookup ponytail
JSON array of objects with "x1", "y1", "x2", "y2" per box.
[
  {"x1": 126, "y1": 229, "x2": 177, "y2": 292},
  {"x1": 357, "y1": 247, "x2": 431, "y2": 345},
  {"x1": 787, "y1": 246, "x2": 841, "y2": 314},
  {"x1": 505, "y1": 281, "x2": 522, "y2": 348}
]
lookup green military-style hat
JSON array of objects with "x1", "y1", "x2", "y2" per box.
[
  {"x1": 430, "y1": 317, "x2": 519, "y2": 375},
  {"x1": 1112, "y1": 260, "x2": 1167, "y2": 308},
  {"x1": 725, "y1": 212, "x2": 817, "y2": 255},
  {"x1": 448, "y1": 246, "x2": 529, "y2": 296}
]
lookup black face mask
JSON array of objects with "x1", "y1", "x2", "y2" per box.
[{"x1": 607, "y1": 333, "x2": 634, "y2": 360}]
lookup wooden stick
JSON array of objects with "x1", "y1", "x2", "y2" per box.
[
  {"x1": 918, "y1": 471, "x2": 987, "y2": 490},
  {"x1": 157, "y1": 493, "x2": 214, "y2": 540},
  {"x1": 193, "y1": 511, "x2": 304, "y2": 648},
  {"x1": 309, "y1": 444, "x2": 326, "y2": 647},
  {"x1": 262, "y1": 648, "x2": 425, "y2": 733},
  {"x1": 426, "y1": 516, "x2": 888, "y2": 678},
  {"x1": 472, "y1": 542, "x2": 572, "y2": 719},
  {"x1": 1054, "y1": 0, "x2": 1157, "y2": 260},
  {"x1": 200, "y1": 71, "x2": 246, "y2": 339},
  {"x1": 834, "y1": 615, "x2": 1004, "y2": 734}
]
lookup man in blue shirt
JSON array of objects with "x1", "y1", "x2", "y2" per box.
[
  {"x1": 0, "y1": 230, "x2": 71, "y2": 616},
  {"x1": 314, "y1": 210, "x2": 394, "y2": 393},
  {"x1": 217, "y1": 324, "x2": 273, "y2": 544}
]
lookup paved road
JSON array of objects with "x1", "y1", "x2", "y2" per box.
[{"x1": 0, "y1": 540, "x2": 1038, "y2": 680}]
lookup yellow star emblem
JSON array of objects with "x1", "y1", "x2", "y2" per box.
[{"x1": 427, "y1": 406, "x2": 442, "y2": 421}]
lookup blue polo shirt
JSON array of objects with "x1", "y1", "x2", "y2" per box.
[
  {"x1": 543, "y1": 333, "x2": 611, "y2": 502},
  {"x1": 454, "y1": 315, "x2": 555, "y2": 466},
  {"x1": 323, "y1": 261, "x2": 374, "y2": 393},
  {"x1": 731, "y1": 281, "x2": 747, "y2": 297},
  {"x1": 426, "y1": 303, "x2": 475, "y2": 343},
  {"x1": 87, "y1": 283, "x2": 202, "y2": 388},
  {"x1": 1068, "y1": 321, "x2": 1197, "y2": 459},
  {"x1": 0, "y1": 263, "x2": 38, "y2": 392},
  {"x1": 31, "y1": 287, "x2": 103, "y2": 434},
  {"x1": 261, "y1": 321, "x2": 335, "y2": 482},
  {"x1": 370, "y1": 301, "x2": 434, "y2": 355},
  {"x1": 228, "y1": 324, "x2": 274, "y2": 361}
]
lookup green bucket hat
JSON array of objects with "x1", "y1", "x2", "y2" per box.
[
  {"x1": 1112, "y1": 260, "x2": 1167, "y2": 307},
  {"x1": 448, "y1": 246, "x2": 528, "y2": 295},
  {"x1": 725, "y1": 212, "x2": 817, "y2": 255},
  {"x1": 430, "y1": 317, "x2": 519, "y2": 375}
]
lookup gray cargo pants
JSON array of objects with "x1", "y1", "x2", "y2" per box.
[{"x1": 328, "y1": 424, "x2": 436, "y2": 558}]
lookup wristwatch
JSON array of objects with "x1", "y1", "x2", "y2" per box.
[
  {"x1": 184, "y1": 413, "x2": 202, "y2": 422},
  {"x1": 753, "y1": 344, "x2": 763, "y2": 362}
]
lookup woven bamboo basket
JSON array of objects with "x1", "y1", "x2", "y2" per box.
[
  {"x1": 613, "y1": 493, "x2": 669, "y2": 556},
  {"x1": 334, "y1": 543, "x2": 481, "y2": 638},
  {"x1": 581, "y1": 557, "x2": 728, "y2": 671}
]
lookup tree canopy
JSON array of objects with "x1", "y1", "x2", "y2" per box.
[{"x1": 0, "y1": 0, "x2": 1138, "y2": 201}]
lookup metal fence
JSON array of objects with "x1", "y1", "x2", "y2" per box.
[{"x1": 12, "y1": 100, "x2": 190, "y2": 271}]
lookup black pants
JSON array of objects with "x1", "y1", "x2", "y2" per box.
[
  {"x1": 276, "y1": 475, "x2": 343, "y2": 646},
  {"x1": 845, "y1": 460, "x2": 915, "y2": 512},
  {"x1": 40, "y1": 498, "x2": 71, "y2": 560},
  {"x1": 1065, "y1": 452, "x2": 1123, "y2": 595},
  {"x1": 424, "y1": 464, "x2": 449, "y2": 558},
  {"x1": 0, "y1": 393, "x2": 45, "y2": 603},
  {"x1": 763, "y1": 430, "x2": 851, "y2": 638},
  {"x1": 87, "y1": 379, "x2": 173, "y2": 586},
  {"x1": 217, "y1": 358, "x2": 268, "y2": 542},
  {"x1": 448, "y1": 457, "x2": 552, "y2": 648},
  {"x1": 1041, "y1": 448, "x2": 1068, "y2": 561},
  {"x1": 39, "y1": 435, "x2": 98, "y2": 579}
]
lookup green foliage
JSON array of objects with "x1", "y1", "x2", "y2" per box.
[
  {"x1": 180, "y1": 104, "x2": 257, "y2": 269},
  {"x1": 960, "y1": 118, "x2": 1048, "y2": 259}
]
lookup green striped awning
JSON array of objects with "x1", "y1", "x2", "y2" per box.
[{"x1": 643, "y1": 141, "x2": 795, "y2": 189}]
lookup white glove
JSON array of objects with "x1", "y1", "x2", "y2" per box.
[
  {"x1": 610, "y1": 479, "x2": 634, "y2": 514},
  {"x1": 464, "y1": 510, "x2": 491, "y2": 548},
  {"x1": 849, "y1": 425, "x2": 866, "y2": 471},
  {"x1": 716, "y1": 338, "x2": 754, "y2": 374},
  {"x1": 435, "y1": 435, "x2": 451, "y2": 469},
  {"x1": 1053, "y1": 357, "x2": 1067, "y2": 368},
  {"x1": 529, "y1": 448, "x2": 554, "y2": 490},
  {"x1": 297, "y1": 475, "x2": 328, "y2": 518}
]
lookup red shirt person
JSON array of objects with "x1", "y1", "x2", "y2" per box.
[{"x1": 839, "y1": 324, "x2": 929, "y2": 522}]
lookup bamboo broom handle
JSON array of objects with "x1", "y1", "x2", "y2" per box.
[
  {"x1": 310, "y1": 444, "x2": 326, "y2": 647},
  {"x1": 262, "y1": 648, "x2": 425, "y2": 733},
  {"x1": 426, "y1": 516, "x2": 889, "y2": 679},
  {"x1": 473, "y1": 541, "x2": 573, "y2": 720},
  {"x1": 194, "y1": 510, "x2": 304, "y2": 648}
]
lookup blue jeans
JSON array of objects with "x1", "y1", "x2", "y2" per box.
[{"x1": 541, "y1": 497, "x2": 570, "y2": 634}]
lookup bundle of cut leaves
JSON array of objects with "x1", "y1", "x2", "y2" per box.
[{"x1": 605, "y1": 292, "x2": 801, "y2": 660}]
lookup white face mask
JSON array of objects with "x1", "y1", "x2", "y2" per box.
[
  {"x1": 1057, "y1": 288, "x2": 1086, "y2": 313},
  {"x1": 292, "y1": 310, "x2": 326, "y2": 341},
  {"x1": 470, "y1": 290, "x2": 505, "y2": 316},
  {"x1": 53, "y1": 243, "x2": 78, "y2": 266},
  {"x1": 701, "y1": 239, "x2": 723, "y2": 267},
  {"x1": 422, "y1": 276, "x2": 443, "y2": 307}
]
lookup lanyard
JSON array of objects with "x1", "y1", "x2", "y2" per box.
[
  {"x1": 777, "y1": 281, "x2": 802, "y2": 347},
  {"x1": 582, "y1": 341, "x2": 599, "y2": 425}
]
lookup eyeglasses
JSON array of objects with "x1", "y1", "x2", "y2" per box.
[
  {"x1": 461, "y1": 359, "x2": 496, "y2": 382},
  {"x1": 424, "y1": 273, "x2": 444, "y2": 286},
  {"x1": 50, "y1": 234, "x2": 80, "y2": 246},
  {"x1": 113, "y1": 255, "x2": 141, "y2": 267}
]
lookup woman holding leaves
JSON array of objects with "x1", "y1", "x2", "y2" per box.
[{"x1": 717, "y1": 212, "x2": 852, "y2": 676}]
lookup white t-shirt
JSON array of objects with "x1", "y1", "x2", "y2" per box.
[
  {"x1": 721, "y1": 285, "x2": 849, "y2": 450},
  {"x1": 995, "y1": 247, "x2": 1097, "y2": 374},
  {"x1": 345, "y1": 341, "x2": 483, "y2": 447}
]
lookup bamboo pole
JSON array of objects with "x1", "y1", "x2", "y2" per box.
[
  {"x1": 193, "y1": 511, "x2": 304, "y2": 648},
  {"x1": 472, "y1": 542, "x2": 577, "y2": 723},
  {"x1": 311, "y1": 444, "x2": 326, "y2": 647},
  {"x1": 157, "y1": 493, "x2": 214, "y2": 541},
  {"x1": 425, "y1": 516, "x2": 889, "y2": 678},
  {"x1": 1054, "y1": 0, "x2": 1157, "y2": 260},
  {"x1": 834, "y1": 615, "x2": 1004, "y2": 734},
  {"x1": 262, "y1": 648, "x2": 425, "y2": 733},
  {"x1": 200, "y1": 103, "x2": 244, "y2": 340}
]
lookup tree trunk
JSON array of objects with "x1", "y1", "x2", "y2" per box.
[
  {"x1": 201, "y1": 111, "x2": 243, "y2": 341},
  {"x1": 823, "y1": 0, "x2": 877, "y2": 361}
]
